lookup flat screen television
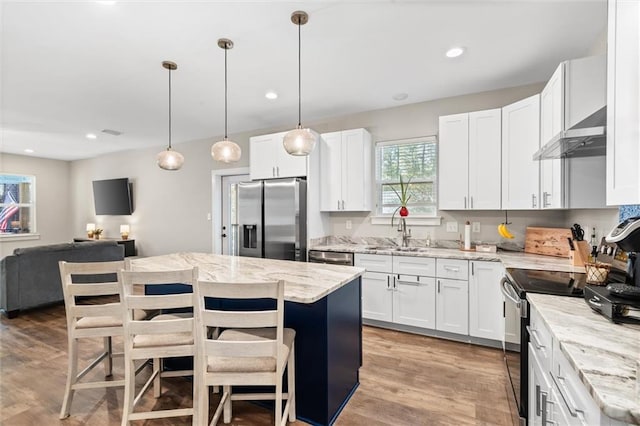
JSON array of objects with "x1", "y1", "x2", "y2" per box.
[{"x1": 92, "y1": 178, "x2": 134, "y2": 215}]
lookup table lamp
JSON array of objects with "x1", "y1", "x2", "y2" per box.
[
  {"x1": 86, "y1": 223, "x2": 96, "y2": 238},
  {"x1": 120, "y1": 224, "x2": 130, "y2": 240}
]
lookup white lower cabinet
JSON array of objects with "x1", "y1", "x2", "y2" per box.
[
  {"x1": 361, "y1": 271, "x2": 393, "y2": 322},
  {"x1": 393, "y1": 275, "x2": 436, "y2": 328},
  {"x1": 469, "y1": 261, "x2": 504, "y2": 340},
  {"x1": 357, "y1": 254, "x2": 505, "y2": 344},
  {"x1": 436, "y1": 278, "x2": 468, "y2": 334},
  {"x1": 529, "y1": 304, "x2": 626, "y2": 426}
]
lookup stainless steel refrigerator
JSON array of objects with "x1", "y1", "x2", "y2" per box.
[{"x1": 237, "y1": 178, "x2": 307, "y2": 262}]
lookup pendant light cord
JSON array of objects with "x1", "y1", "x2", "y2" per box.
[
  {"x1": 297, "y1": 20, "x2": 302, "y2": 127},
  {"x1": 224, "y1": 44, "x2": 228, "y2": 140},
  {"x1": 168, "y1": 66, "x2": 172, "y2": 149}
]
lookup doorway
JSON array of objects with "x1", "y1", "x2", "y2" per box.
[
  {"x1": 211, "y1": 167, "x2": 251, "y2": 256},
  {"x1": 220, "y1": 173, "x2": 249, "y2": 255}
]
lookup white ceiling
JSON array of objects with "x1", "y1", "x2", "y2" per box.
[{"x1": 0, "y1": 0, "x2": 607, "y2": 161}]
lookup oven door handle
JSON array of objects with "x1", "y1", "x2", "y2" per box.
[
  {"x1": 500, "y1": 277, "x2": 521, "y2": 307},
  {"x1": 501, "y1": 277, "x2": 528, "y2": 318}
]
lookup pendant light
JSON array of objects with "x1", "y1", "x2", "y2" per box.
[
  {"x1": 157, "y1": 61, "x2": 184, "y2": 170},
  {"x1": 211, "y1": 38, "x2": 242, "y2": 163},
  {"x1": 283, "y1": 10, "x2": 317, "y2": 156}
]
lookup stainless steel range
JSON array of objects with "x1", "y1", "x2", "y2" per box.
[{"x1": 501, "y1": 268, "x2": 587, "y2": 425}]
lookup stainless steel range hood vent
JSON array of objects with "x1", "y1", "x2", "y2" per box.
[
  {"x1": 533, "y1": 106, "x2": 606, "y2": 160},
  {"x1": 533, "y1": 55, "x2": 607, "y2": 161}
]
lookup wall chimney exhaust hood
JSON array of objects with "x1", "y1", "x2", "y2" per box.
[{"x1": 533, "y1": 55, "x2": 607, "y2": 161}]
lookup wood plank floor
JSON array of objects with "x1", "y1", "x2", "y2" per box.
[{"x1": 0, "y1": 301, "x2": 516, "y2": 425}]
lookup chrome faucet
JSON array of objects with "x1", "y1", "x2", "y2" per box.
[{"x1": 398, "y1": 218, "x2": 411, "y2": 247}]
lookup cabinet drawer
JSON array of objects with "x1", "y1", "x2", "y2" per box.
[
  {"x1": 436, "y1": 258, "x2": 469, "y2": 280},
  {"x1": 354, "y1": 254, "x2": 393, "y2": 273},
  {"x1": 529, "y1": 305, "x2": 553, "y2": 374},
  {"x1": 393, "y1": 256, "x2": 436, "y2": 277},
  {"x1": 552, "y1": 343, "x2": 601, "y2": 426}
]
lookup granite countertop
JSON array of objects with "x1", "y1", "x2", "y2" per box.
[
  {"x1": 310, "y1": 244, "x2": 586, "y2": 273},
  {"x1": 130, "y1": 252, "x2": 364, "y2": 304},
  {"x1": 527, "y1": 293, "x2": 640, "y2": 424}
]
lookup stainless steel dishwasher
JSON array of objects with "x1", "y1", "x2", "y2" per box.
[{"x1": 308, "y1": 250, "x2": 354, "y2": 266}]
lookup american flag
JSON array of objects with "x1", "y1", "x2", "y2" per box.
[{"x1": 0, "y1": 190, "x2": 20, "y2": 231}]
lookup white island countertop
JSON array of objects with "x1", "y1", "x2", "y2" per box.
[
  {"x1": 528, "y1": 293, "x2": 640, "y2": 424},
  {"x1": 129, "y1": 252, "x2": 365, "y2": 304}
]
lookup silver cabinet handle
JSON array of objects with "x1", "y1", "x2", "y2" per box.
[
  {"x1": 532, "y1": 193, "x2": 537, "y2": 208},
  {"x1": 437, "y1": 280, "x2": 441, "y2": 293},
  {"x1": 464, "y1": 196, "x2": 467, "y2": 209},
  {"x1": 470, "y1": 196, "x2": 474, "y2": 209},
  {"x1": 387, "y1": 275, "x2": 391, "y2": 290},
  {"x1": 444, "y1": 266, "x2": 460, "y2": 272},
  {"x1": 341, "y1": 200, "x2": 345, "y2": 210},
  {"x1": 393, "y1": 276, "x2": 397, "y2": 291},
  {"x1": 276, "y1": 166, "x2": 280, "y2": 177},
  {"x1": 272, "y1": 166, "x2": 276, "y2": 177},
  {"x1": 527, "y1": 325, "x2": 545, "y2": 349},
  {"x1": 555, "y1": 375, "x2": 583, "y2": 418},
  {"x1": 471, "y1": 262, "x2": 474, "y2": 276},
  {"x1": 337, "y1": 200, "x2": 340, "y2": 210},
  {"x1": 543, "y1": 191, "x2": 551, "y2": 208},
  {"x1": 535, "y1": 385, "x2": 542, "y2": 416},
  {"x1": 541, "y1": 391, "x2": 549, "y2": 425}
]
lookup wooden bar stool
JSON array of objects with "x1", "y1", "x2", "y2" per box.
[
  {"x1": 118, "y1": 267, "x2": 199, "y2": 425},
  {"x1": 58, "y1": 260, "x2": 131, "y2": 419},
  {"x1": 193, "y1": 279, "x2": 296, "y2": 426}
]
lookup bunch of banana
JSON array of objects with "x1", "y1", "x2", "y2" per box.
[{"x1": 498, "y1": 223, "x2": 514, "y2": 239}]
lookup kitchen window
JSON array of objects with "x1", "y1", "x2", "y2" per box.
[
  {"x1": 375, "y1": 136, "x2": 438, "y2": 220},
  {"x1": 0, "y1": 174, "x2": 36, "y2": 238}
]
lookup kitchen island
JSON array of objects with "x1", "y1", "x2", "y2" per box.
[{"x1": 130, "y1": 252, "x2": 365, "y2": 426}]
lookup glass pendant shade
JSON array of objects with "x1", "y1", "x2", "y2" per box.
[
  {"x1": 158, "y1": 60, "x2": 184, "y2": 170},
  {"x1": 157, "y1": 148, "x2": 184, "y2": 170},
  {"x1": 211, "y1": 139, "x2": 241, "y2": 163},
  {"x1": 283, "y1": 126, "x2": 316, "y2": 156}
]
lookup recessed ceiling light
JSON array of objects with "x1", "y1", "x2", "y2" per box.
[
  {"x1": 446, "y1": 47, "x2": 465, "y2": 58},
  {"x1": 97, "y1": 1, "x2": 116, "y2": 5},
  {"x1": 86, "y1": 133, "x2": 97, "y2": 139},
  {"x1": 392, "y1": 93, "x2": 408, "y2": 101},
  {"x1": 24, "y1": 148, "x2": 34, "y2": 153},
  {"x1": 265, "y1": 91, "x2": 278, "y2": 100}
]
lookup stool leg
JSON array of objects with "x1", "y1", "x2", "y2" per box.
[
  {"x1": 222, "y1": 385, "x2": 232, "y2": 424},
  {"x1": 104, "y1": 336, "x2": 113, "y2": 377},
  {"x1": 121, "y1": 357, "x2": 136, "y2": 426},
  {"x1": 153, "y1": 358, "x2": 161, "y2": 398},
  {"x1": 59, "y1": 337, "x2": 78, "y2": 419},
  {"x1": 275, "y1": 380, "x2": 282, "y2": 426},
  {"x1": 288, "y1": 342, "x2": 296, "y2": 422}
]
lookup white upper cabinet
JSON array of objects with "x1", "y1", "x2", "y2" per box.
[
  {"x1": 540, "y1": 65, "x2": 564, "y2": 209},
  {"x1": 249, "y1": 131, "x2": 308, "y2": 180},
  {"x1": 320, "y1": 128, "x2": 372, "y2": 212},
  {"x1": 607, "y1": 0, "x2": 640, "y2": 205},
  {"x1": 502, "y1": 94, "x2": 541, "y2": 210},
  {"x1": 468, "y1": 109, "x2": 502, "y2": 210},
  {"x1": 439, "y1": 110, "x2": 501, "y2": 210},
  {"x1": 439, "y1": 113, "x2": 469, "y2": 210}
]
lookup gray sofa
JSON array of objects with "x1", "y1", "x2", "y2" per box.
[{"x1": 0, "y1": 241, "x2": 125, "y2": 318}]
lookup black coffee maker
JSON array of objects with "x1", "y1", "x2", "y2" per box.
[{"x1": 605, "y1": 216, "x2": 640, "y2": 285}]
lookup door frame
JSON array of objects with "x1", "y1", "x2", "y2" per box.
[{"x1": 211, "y1": 167, "x2": 250, "y2": 254}]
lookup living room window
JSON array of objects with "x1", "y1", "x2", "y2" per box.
[
  {"x1": 375, "y1": 136, "x2": 438, "y2": 219},
  {"x1": 0, "y1": 174, "x2": 36, "y2": 236}
]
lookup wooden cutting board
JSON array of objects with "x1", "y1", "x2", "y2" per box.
[{"x1": 524, "y1": 227, "x2": 573, "y2": 258}]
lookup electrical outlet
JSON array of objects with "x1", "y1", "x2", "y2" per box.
[
  {"x1": 346, "y1": 220, "x2": 352, "y2": 230},
  {"x1": 446, "y1": 221, "x2": 458, "y2": 233},
  {"x1": 472, "y1": 222, "x2": 481, "y2": 233}
]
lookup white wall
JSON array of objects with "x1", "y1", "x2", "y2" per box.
[
  {"x1": 61, "y1": 81, "x2": 618, "y2": 254},
  {"x1": 1, "y1": 153, "x2": 72, "y2": 258}
]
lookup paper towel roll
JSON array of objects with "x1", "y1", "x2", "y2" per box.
[{"x1": 464, "y1": 222, "x2": 471, "y2": 250}]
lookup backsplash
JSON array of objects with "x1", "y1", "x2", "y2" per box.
[{"x1": 619, "y1": 205, "x2": 640, "y2": 222}]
